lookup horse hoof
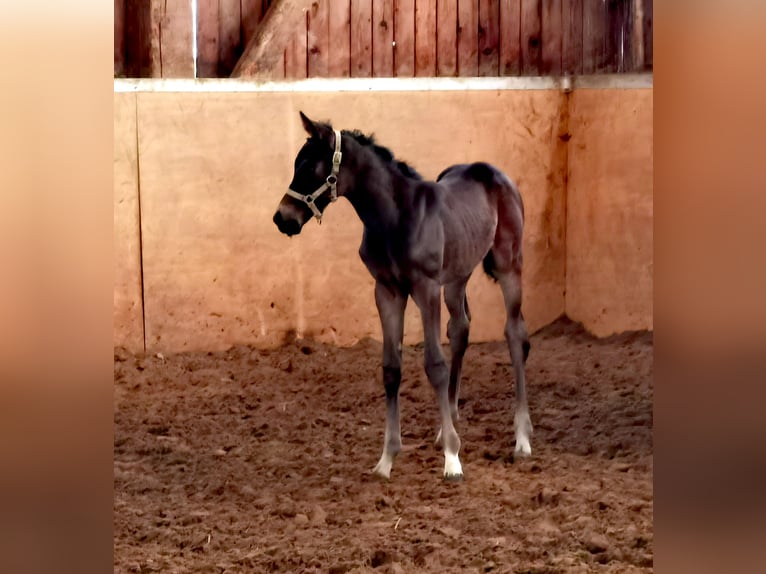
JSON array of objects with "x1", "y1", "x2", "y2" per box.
[
  {"x1": 514, "y1": 439, "x2": 532, "y2": 458},
  {"x1": 444, "y1": 472, "x2": 463, "y2": 482},
  {"x1": 372, "y1": 463, "x2": 392, "y2": 480}
]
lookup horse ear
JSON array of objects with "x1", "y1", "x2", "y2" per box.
[
  {"x1": 299, "y1": 111, "x2": 318, "y2": 137},
  {"x1": 299, "y1": 111, "x2": 335, "y2": 148}
]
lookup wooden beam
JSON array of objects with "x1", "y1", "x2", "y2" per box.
[{"x1": 231, "y1": 0, "x2": 314, "y2": 78}]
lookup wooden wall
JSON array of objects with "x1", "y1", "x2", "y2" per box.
[{"x1": 115, "y1": 0, "x2": 653, "y2": 78}]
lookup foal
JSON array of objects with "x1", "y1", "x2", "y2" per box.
[{"x1": 274, "y1": 112, "x2": 531, "y2": 481}]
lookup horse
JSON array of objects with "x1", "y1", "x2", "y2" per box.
[{"x1": 273, "y1": 112, "x2": 532, "y2": 481}]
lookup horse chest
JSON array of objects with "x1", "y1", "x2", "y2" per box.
[{"x1": 359, "y1": 235, "x2": 436, "y2": 290}]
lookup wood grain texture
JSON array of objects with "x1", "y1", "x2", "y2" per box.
[
  {"x1": 219, "y1": 0, "x2": 242, "y2": 76},
  {"x1": 642, "y1": 0, "x2": 652, "y2": 70},
  {"x1": 308, "y1": 0, "x2": 330, "y2": 76},
  {"x1": 124, "y1": 0, "x2": 149, "y2": 76},
  {"x1": 232, "y1": 0, "x2": 314, "y2": 77},
  {"x1": 159, "y1": 0, "x2": 195, "y2": 77},
  {"x1": 241, "y1": 0, "x2": 264, "y2": 45},
  {"x1": 394, "y1": 0, "x2": 415, "y2": 76},
  {"x1": 350, "y1": 0, "x2": 372, "y2": 76},
  {"x1": 285, "y1": 11, "x2": 308, "y2": 78},
  {"x1": 415, "y1": 0, "x2": 437, "y2": 76},
  {"x1": 115, "y1": 0, "x2": 125, "y2": 76},
  {"x1": 520, "y1": 0, "x2": 542, "y2": 75},
  {"x1": 436, "y1": 0, "x2": 457, "y2": 76},
  {"x1": 478, "y1": 0, "x2": 500, "y2": 76},
  {"x1": 196, "y1": 0, "x2": 219, "y2": 77},
  {"x1": 329, "y1": 0, "x2": 351, "y2": 76},
  {"x1": 373, "y1": 0, "x2": 395, "y2": 76},
  {"x1": 562, "y1": 0, "x2": 583, "y2": 75},
  {"x1": 582, "y1": 0, "x2": 607, "y2": 73},
  {"x1": 541, "y1": 0, "x2": 562, "y2": 75},
  {"x1": 457, "y1": 0, "x2": 478, "y2": 76},
  {"x1": 499, "y1": 0, "x2": 520, "y2": 75},
  {"x1": 605, "y1": 0, "x2": 631, "y2": 72}
]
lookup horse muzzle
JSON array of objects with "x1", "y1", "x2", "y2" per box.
[{"x1": 273, "y1": 209, "x2": 303, "y2": 236}]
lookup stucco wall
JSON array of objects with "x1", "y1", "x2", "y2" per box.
[
  {"x1": 114, "y1": 89, "x2": 568, "y2": 352},
  {"x1": 113, "y1": 85, "x2": 652, "y2": 353},
  {"x1": 566, "y1": 89, "x2": 653, "y2": 336}
]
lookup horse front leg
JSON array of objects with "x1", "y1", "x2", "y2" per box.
[
  {"x1": 372, "y1": 281, "x2": 407, "y2": 480},
  {"x1": 412, "y1": 279, "x2": 463, "y2": 481}
]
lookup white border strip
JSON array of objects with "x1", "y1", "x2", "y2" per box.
[{"x1": 114, "y1": 74, "x2": 652, "y2": 93}]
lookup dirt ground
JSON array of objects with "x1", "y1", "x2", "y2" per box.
[{"x1": 114, "y1": 317, "x2": 653, "y2": 573}]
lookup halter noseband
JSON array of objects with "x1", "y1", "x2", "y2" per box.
[{"x1": 284, "y1": 130, "x2": 342, "y2": 223}]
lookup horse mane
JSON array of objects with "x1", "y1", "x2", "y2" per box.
[{"x1": 343, "y1": 129, "x2": 423, "y2": 180}]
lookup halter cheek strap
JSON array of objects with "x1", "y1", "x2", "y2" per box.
[{"x1": 285, "y1": 129, "x2": 342, "y2": 223}]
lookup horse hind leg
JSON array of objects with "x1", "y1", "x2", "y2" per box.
[
  {"x1": 496, "y1": 268, "x2": 532, "y2": 457},
  {"x1": 486, "y1": 241, "x2": 532, "y2": 457},
  {"x1": 435, "y1": 279, "x2": 471, "y2": 447}
]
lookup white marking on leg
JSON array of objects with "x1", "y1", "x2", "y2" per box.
[
  {"x1": 373, "y1": 452, "x2": 394, "y2": 479},
  {"x1": 514, "y1": 411, "x2": 532, "y2": 457},
  {"x1": 444, "y1": 451, "x2": 463, "y2": 479}
]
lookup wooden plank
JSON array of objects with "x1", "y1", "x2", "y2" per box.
[
  {"x1": 415, "y1": 0, "x2": 437, "y2": 76},
  {"x1": 373, "y1": 0, "x2": 395, "y2": 77},
  {"x1": 478, "y1": 0, "x2": 500, "y2": 76},
  {"x1": 643, "y1": 0, "x2": 652, "y2": 70},
  {"x1": 605, "y1": 0, "x2": 631, "y2": 72},
  {"x1": 631, "y1": 0, "x2": 644, "y2": 71},
  {"x1": 115, "y1": 0, "x2": 125, "y2": 76},
  {"x1": 540, "y1": 0, "x2": 562, "y2": 75},
  {"x1": 241, "y1": 0, "x2": 264, "y2": 46},
  {"x1": 232, "y1": 0, "x2": 314, "y2": 78},
  {"x1": 124, "y1": 0, "x2": 154, "y2": 77},
  {"x1": 308, "y1": 0, "x2": 330, "y2": 77},
  {"x1": 394, "y1": 0, "x2": 415, "y2": 77},
  {"x1": 329, "y1": 0, "x2": 351, "y2": 76},
  {"x1": 436, "y1": 0, "x2": 457, "y2": 76},
  {"x1": 147, "y1": 1, "x2": 162, "y2": 77},
  {"x1": 520, "y1": 0, "x2": 541, "y2": 75},
  {"x1": 285, "y1": 11, "x2": 308, "y2": 78},
  {"x1": 219, "y1": 0, "x2": 242, "y2": 76},
  {"x1": 350, "y1": 0, "x2": 372, "y2": 77},
  {"x1": 562, "y1": 0, "x2": 583, "y2": 75},
  {"x1": 158, "y1": 0, "x2": 195, "y2": 77},
  {"x1": 457, "y1": 0, "x2": 478, "y2": 76},
  {"x1": 499, "y1": 0, "x2": 521, "y2": 75},
  {"x1": 197, "y1": 0, "x2": 219, "y2": 77},
  {"x1": 582, "y1": 0, "x2": 607, "y2": 73}
]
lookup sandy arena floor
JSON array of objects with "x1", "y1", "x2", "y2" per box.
[{"x1": 114, "y1": 317, "x2": 653, "y2": 573}]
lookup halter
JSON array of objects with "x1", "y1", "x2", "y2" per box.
[{"x1": 284, "y1": 130, "x2": 342, "y2": 223}]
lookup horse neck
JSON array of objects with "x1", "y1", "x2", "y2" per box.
[{"x1": 341, "y1": 146, "x2": 401, "y2": 232}]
